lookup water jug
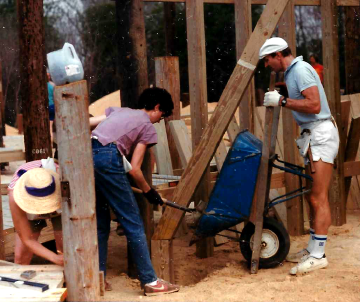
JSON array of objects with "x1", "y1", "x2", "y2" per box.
[{"x1": 47, "y1": 43, "x2": 84, "y2": 86}]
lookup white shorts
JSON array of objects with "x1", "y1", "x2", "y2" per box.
[{"x1": 302, "y1": 120, "x2": 339, "y2": 165}]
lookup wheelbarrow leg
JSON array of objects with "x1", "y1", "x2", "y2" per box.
[{"x1": 250, "y1": 93, "x2": 281, "y2": 273}]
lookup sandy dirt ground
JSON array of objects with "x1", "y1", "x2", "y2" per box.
[{"x1": 101, "y1": 212, "x2": 360, "y2": 302}]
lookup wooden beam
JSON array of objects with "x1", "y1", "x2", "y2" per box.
[
  {"x1": 186, "y1": 0, "x2": 213, "y2": 258},
  {"x1": 344, "y1": 160, "x2": 360, "y2": 177},
  {"x1": 153, "y1": 120, "x2": 174, "y2": 175},
  {"x1": 321, "y1": 0, "x2": 346, "y2": 226},
  {"x1": 153, "y1": 0, "x2": 291, "y2": 240},
  {"x1": 341, "y1": 99, "x2": 351, "y2": 143},
  {"x1": 143, "y1": 0, "x2": 360, "y2": 6},
  {"x1": 0, "y1": 148, "x2": 25, "y2": 163},
  {"x1": 235, "y1": 0, "x2": 255, "y2": 133},
  {"x1": 344, "y1": 117, "x2": 360, "y2": 200},
  {"x1": 0, "y1": 60, "x2": 5, "y2": 145},
  {"x1": 251, "y1": 106, "x2": 281, "y2": 274},
  {"x1": 54, "y1": 81, "x2": 100, "y2": 301},
  {"x1": 17, "y1": 0, "x2": 51, "y2": 161},
  {"x1": 151, "y1": 240, "x2": 174, "y2": 283},
  {"x1": 278, "y1": 0, "x2": 304, "y2": 236},
  {"x1": 155, "y1": 57, "x2": 182, "y2": 170},
  {"x1": 0, "y1": 170, "x2": 4, "y2": 260}
]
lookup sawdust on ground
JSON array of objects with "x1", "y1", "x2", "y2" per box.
[{"x1": 102, "y1": 212, "x2": 360, "y2": 302}]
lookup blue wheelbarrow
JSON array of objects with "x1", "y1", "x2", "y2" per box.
[{"x1": 165, "y1": 130, "x2": 313, "y2": 269}]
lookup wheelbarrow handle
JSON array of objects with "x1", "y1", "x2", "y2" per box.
[{"x1": 131, "y1": 186, "x2": 196, "y2": 213}]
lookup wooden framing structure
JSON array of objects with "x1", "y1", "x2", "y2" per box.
[{"x1": 139, "y1": 0, "x2": 360, "y2": 279}]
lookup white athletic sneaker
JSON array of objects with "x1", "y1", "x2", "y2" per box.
[
  {"x1": 289, "y1": 255, "x2": 328, "y2": 275},
  {"x1": 286, "y1": 248, "x2": 310, "y2": 263}
]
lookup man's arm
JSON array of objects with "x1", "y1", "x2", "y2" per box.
[
  {"x1": 8, "y1": 190, "x2": 64, "y2": 266},
  {"x1": 89, "y1": 115, "x2": 106, "y2": 130},
  {"x1": 281, "y1": 85, "x2": 321, "y2": 114},
  {"x1": 128, "y1": 143, "x2": 151, "y2": 193}
]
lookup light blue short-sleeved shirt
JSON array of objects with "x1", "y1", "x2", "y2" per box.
[{"x1": 284, "y1": 56, "x2": 331, "y2": 126}]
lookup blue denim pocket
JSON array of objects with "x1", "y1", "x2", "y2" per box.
[{"x1": 93, "y1": 148, "x2": 113, "y2": 174}]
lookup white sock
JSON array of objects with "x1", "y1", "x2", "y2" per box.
[
  {"x1": 146, "y1": 279, "x2": 158, "y2": 286},
  {"x1": 310, "y1": 234, "x2": 327, "y2": 259},
  {"x1": 306, "y1": 228, "x2": 315, "y2": 253}
]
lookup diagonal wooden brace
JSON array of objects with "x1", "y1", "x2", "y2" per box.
[{"x1": 153, "y1": 0, "x2": 291, "y2": 240}]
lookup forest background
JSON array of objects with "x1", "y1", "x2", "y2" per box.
[{"x1": 0, "y1": 0, "x2": 348, "y2": 126}]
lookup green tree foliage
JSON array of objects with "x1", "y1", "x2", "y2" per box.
[{"x1": 81, "y1": 3, "x2": 119, "y2": 104}]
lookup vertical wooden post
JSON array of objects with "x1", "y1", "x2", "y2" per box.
[
  {"x1": 17, "y1": 0, "x2": 51, "y2": 161},
  {"x1": 151, "y1": 240, "x2": 174, "y2": 283},
  {"x1": 0, "y1": 171, "x2": 4, "y2": 260},
  {"x1": 345, "y1": 6, "x2": 360, "y2": 94},
  {"x1": 251, "y1": 106, "x2": 281, "y2": 274},
  {"x1": 235, "y1": 0, "x2": 255, "y2": 133},
  {"x1": 115, "y1": 0, "x2": 154, "y2": 277},
  {"x1": 278, "y1": 0, "x2": 304, "y2": 235},
  {"x1": 186, "y1": 0, "x2": 213, "y2": 258},
  {"x1": 321, "y1": 0, "x2": 346, "y2": 226},
  {"x1": 0, "y1": 60, "x2": 5, "y2": 146},
  {"x1": 155, "y1": 57, "x2": 182, "y2": 170},
  {"x1": 54, "y1": 81, "x2": 100, "y2": 301}
]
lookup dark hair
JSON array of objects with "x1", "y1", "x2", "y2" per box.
[
  {"x1": 309, "y1": 54, "x2": 318, "y2": 62},
  {"x1": 269, "y1": 47, "x2": 292, "y2": 58},
  {"x1": 138, "y1": 87, "x2": 174, "y2": 117}
]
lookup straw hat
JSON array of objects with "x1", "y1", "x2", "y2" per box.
[{"x1": 13, "y1": 168, "x2": 61, "y2": 214}]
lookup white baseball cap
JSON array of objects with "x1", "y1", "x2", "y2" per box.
[{"x1": 259, "y1": 37, "x2": 289, "y2": 60}]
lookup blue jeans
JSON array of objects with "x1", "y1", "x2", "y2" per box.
[{"x1": 92, "y1": 139, "x2": 157, "y2": 284}]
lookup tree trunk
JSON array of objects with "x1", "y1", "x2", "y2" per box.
[{"x1": 17, "y1": 0, "x2": 51, "y2": 161}]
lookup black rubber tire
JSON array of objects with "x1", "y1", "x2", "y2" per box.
[{"x1": 240, "y1": 217, "x2": 290, "y2": 269}]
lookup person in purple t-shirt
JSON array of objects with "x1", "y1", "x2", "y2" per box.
[{"x1": 90, "y1": 87, "x2": 180, "y2": 296}]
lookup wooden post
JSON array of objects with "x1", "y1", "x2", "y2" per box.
[
  {"x1": 251, "y1": 106, "x2": 281, "y2": 274},
  {"x1": 235, "y1": 0, "x2": 255, "y2": 133},
  {"x1": 278, "y1": 0, "x2": 304, "y2": 236},
  {"x1": 0, "y1": 60, "x2": 5, "y2": 146},
  {"x1": 321, "y1": 0, "x2": 346, "y2": 225},
  {"x1": 17, "y1": 0, "x2": 51, "y2": 161},
  {"x1": 54, "y1": 81, "x2": 100, "y2": 301},
  {"x1": 0, "y1": 171, "x2": 4, "y2": 260},
  {"x1": 115, "y1": 0, "x2": 154, "y2": 277},
  {"x1": 344, "y1": 117, "x2": 360, "y2": 200},
  {"x1": 151, "y1": 240, "x2": 174, "y2": 283},
  {"x1": 155, "y1": 57, "x2": 182, "y2": 170},
  {"x1": 186, "y1": 0, "x2": 213, "y2": 258},
  {"x1": 153, "y1": 0, "x2": 291, "y2": 241},
  {"x1": 345, "y1": 5, "x2": 360, "y2": 94}
]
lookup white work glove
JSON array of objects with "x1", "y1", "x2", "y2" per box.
[{"x1": 264, "y1": 90, "x2": 282, "y2": 107}]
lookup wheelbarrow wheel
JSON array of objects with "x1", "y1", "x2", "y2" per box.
[{"x1": 239, "y1": 217, "x2": 290, "y2": 268}]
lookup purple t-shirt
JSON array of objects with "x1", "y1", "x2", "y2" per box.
[{"x1": 91, "y1": 107, "x2": 157, "y2": 156}]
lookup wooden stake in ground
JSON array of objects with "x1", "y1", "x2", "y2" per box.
[
  {"x1": 153, "y1": 0, "x2": 291, "y2": 241},
  {"x1": 54, "y1": 81, "x2": 100, "y2": 301},
  {"x1": 17, "y1": 0, "x2": 51, "y2": 161}
]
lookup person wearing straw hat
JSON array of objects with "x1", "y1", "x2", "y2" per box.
[
  {"x1": 8, "y1": 159, "x2": 63, "y2": 266},
  {"x1": 259, "y1": 37, "x2": 339, "y2": 275}
]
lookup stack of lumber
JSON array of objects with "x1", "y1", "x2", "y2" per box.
[{"x1": 0, "y1": 262, "x2": 66, "y2": 301}]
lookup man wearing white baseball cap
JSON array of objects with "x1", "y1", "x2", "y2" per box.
[{"x1": 259, "y1": 37, "x2": 339, "y2": 275}]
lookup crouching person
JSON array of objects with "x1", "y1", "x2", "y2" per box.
[
  {"x1": 8, "y1": 159, "x2": 63, "y2": 266},
  {"x1": 90, "y1": 87, "x2": 180, "y2": 296}
]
